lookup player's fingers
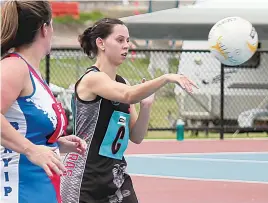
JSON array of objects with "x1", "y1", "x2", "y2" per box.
[
  {"x1": 50, "y1": 150, "x2": 62, "y2": 161},
  {"x1": 77, "y1": 138, "x2": 87, "y2": 151},
  {"x1": 187, "y1": 85, "x2": 193, "y2": 93},
  {"x1": 76, "y1": 148, "x2": 83, "y2": 155},
  {"x1": 48, "y1": 162, "x2": 62, "y2": 176},
  {"x1": 188, "y1": 79, "x2": 199, "y2": 88},
  {"x1": 178, "y1": 80, "x2": 186, "y2": 89},
  {"x1": 79, "y1": 140, "x2": 87, "y2": 151},
  {"x1": 51, "y1": 156, "x2": 66, "y2": 172},
  {"x1": 43, "y1": 164, "x2": 53, "y2": 177},
  {"x1": 183, "y1": 84, "x2": 190, "y2": 93},
  {"x1": 184, "y1": 82, "x2": 193, "y2": 93}
]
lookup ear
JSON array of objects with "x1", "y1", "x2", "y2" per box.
[
  {"x1": 40, "y1": 23, "x2": 48, "y2": 38},
  {"x1": 96, "y1": 37, "x2": 105, "y2": 51}
]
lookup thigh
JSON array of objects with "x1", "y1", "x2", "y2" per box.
[
  {"x1": 80, "y1": 176, "x2": 139, "y2": 203},
  {"x1": 120, "y1": 176, "x2": 139, "y2": 203}
]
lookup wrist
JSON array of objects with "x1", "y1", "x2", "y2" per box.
[
  {"x1": 23, "y1": 143, "x2": 36, "y2": 157},
  {"x1": 140, "y1": 102, "x2": 153, "y2": 109},
  {"x1": 163, "y1": 74, "x2": 172, "y2": 83}
]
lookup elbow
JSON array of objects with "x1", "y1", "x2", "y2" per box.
[
  {"x1": 123, "y1": 87, "x2": 141, "y2": 104},
  {"x1": 132, "y1": 140, "x2": 142, "y2": 145},
  {"x1": 135, "y1": 140, "x2": 143, "y2": 144},
  {"x1": 123, "y1": 91, "x2": 137, "y2": 104},
  {"x1": 131, "y1": 137, "x2": 143, "y2": 144}
]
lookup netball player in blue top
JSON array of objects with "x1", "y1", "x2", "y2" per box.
[
  {"x1": 61, "y1": 18, "x2": 197, "y2": 203},
  {"x1": 1, "y1": 1, "x2": 86, "y2": 203}
]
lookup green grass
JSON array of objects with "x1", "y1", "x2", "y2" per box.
[
  {"x1": 53, "y1": 11, "x2": 105, "y2": 24},
  {"x1": 40, "y1": 57, "x2": 92, "y2": 88},
  {"x1": 79, "y1": 11, "x2": 105, "y2": 22}
]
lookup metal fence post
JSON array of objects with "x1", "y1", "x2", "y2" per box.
[
  {"x1": 45, "y1": 54, "x2": 50, "y2": 85},
  {"x1": 220, "y1": 63, "x2": 224, "y2": 140}
]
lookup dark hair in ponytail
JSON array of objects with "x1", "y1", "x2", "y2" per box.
[{"x1": 78, "y1": 18, "x2": 125, "y2": 59}]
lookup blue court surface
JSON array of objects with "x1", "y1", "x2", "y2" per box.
[{"x1": 125, "y1": 152, "x2": 268, "y2": 184}]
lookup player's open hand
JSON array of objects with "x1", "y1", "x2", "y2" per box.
[
  {"x1": 167, "y1": 74, "x2": 198, "y2": 93},
  {"x1": 25, "y1": 145, "x2": 66, "y2": 177}
]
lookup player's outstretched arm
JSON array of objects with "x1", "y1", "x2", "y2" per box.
[{"x1": 78, "y1": 71, "x2": 197, "y2": 105}]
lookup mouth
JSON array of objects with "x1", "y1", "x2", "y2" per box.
[{"x1": 121, "y1": 53, "x2": 128, "y2": 58}]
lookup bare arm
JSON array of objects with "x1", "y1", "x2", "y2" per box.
[
  {"x1": 127, "y1": 79, "x2": 154, "y2": 144},
  {"x1": 129, "y1": 103, "x2": 152, "y2": 144},
  {"x1": 1, "y1": 58, "x2": 66, "y2": 176},
  {"x1": 1, "y1": 114, "x2": 36, "y2": 153},
  {"x1": 1, "y1": 58, "x2": 35, "y2": 152},
  {"x1": 77, "y1": 71, "x2": 196, "y2": 104}
]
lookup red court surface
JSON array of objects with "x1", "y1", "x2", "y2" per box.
[
  {"x1": 132, "y1": 175, "x2": 268, "y2": 203},
  {"x1": 126, "y1": 139, "x2": 268, "y2": 203},
  {"x1": 126, "y1": 139, "x2": 268, "y2": 154}
]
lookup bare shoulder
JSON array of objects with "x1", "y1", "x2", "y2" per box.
[
  {"x1": 81, "y1": 71, "x2": 110, "y2": 85},
  {"x1": 76, "y1": 70, "x2": 110, "y2": 101},
  {"x1": 1, "y1": 57, "x2": 29, "y2": 77},
  {"x1": 1, "y1": 57, "x2": 30, "y2": 93},
  {"x1": 1, "y1": 57, "x2": 30, "y2": 113}
]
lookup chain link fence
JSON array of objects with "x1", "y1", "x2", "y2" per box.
[{"x1": 41, "y1": 48, "x2": 268, "y2": 136}]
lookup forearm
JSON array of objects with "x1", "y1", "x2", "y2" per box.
[
  {"x1": 127, "y1": 75, "x2": 169, "y2": 104},
  {"x1": 130, "y1": 104, "x2": 152, "y2": 144},
  {"x1": 1, "y1": 114, "x2": 35, "y2": 155}
]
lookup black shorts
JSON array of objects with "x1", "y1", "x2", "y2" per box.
[{"x1": 79, "y1": 176, "x2": 139, "y2": 203}]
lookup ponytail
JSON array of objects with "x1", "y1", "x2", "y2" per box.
[
  {"x1": 1, "y1": 1, "x2": 19, "y2": 56},
  {"x1": 78, "y1": 27, "x2": 97, "y2": 59}
]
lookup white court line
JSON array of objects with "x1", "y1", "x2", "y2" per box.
[
  {"x1": 130, "y1": 173, "x2": 268, "y2": 185},
  {"x1": 141, "y1": 138, "x2": 268, "y2": 142},
  {"x1": 126, "y1": 155, "x2": 268, "y2": 164},
  {"x1": 126, "y1": 151, "x2": 268, "y2": 157}
]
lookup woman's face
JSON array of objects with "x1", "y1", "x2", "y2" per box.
[{"x1": 102, "y1": 24, "x2": 130, "y2": 66}]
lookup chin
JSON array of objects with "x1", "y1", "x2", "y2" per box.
[{"x1": 115, "y1": 60, "x2": 124, "y2": 67}]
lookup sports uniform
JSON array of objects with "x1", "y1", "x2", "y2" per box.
[
  {"x1": 1, "y1": 53, "x2": 67, "y2": 203},
  {"x1": 61, "y1": 66, "x2": 138, "y2": 203}
]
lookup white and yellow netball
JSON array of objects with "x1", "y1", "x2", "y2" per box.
[{"x1": 208, "y1": 16, "x2": 258, "y2": 66}]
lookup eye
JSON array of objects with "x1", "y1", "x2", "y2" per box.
[{"x1": 117, "y1": 38, "x2": 124, "y2": 43}]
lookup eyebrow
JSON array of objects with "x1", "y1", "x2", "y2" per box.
[{"x1": 117, "y1": 35, "x2": 129, "y2": 39}]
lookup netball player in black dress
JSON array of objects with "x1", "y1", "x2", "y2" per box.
[{"x1": 61, "y1": 18, "x2": 197, "y2": 203}]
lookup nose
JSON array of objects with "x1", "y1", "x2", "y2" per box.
[{"x1": 123, "y1": 41, "x2": 130, "y2": 50}]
